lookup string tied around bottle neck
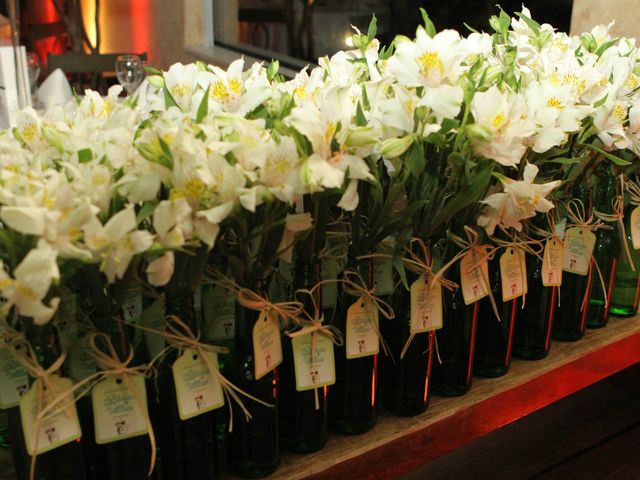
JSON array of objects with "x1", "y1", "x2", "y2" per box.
[
  {"x1": 286, "y1": 286, "x2": 344, "y2": 410},
  {"x1": 85, "y1": 332, "x2": 157, "y2": 478}
]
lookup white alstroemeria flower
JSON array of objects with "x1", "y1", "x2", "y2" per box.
[
  {"x1": 146, "y1": 252, "x2": 175, "y2": 287},
  {"x1": 470, "y1": 86, "x2": 535, "y2": 167},
  {"x1": 0, "y1": 241, "x2": 60, "y2": 325},
  {"x1": 594, "y1": 99, "x2": 631, "y2": 150},
  {"x1": 83, "y1": 206, "x2": 155, "y2": 283},
  {"x1": 198, "y1": 59, "x2": 271, "y2": 116},
  {"x1": 478, "y1": 163, "x2": 561, "y2": 235},
  {"x1": 257, "y1": 136, "x2": 303, "y2": 203},
  {"x1": 278, "y1": 212, "x2": 313, "y2": 262},
  {"x1": 386, "y1": 28, "x2": 465, "y2": 120},
  {"x1": 15, "y1": 107, "x2": 47, "y2": 152},
  {"x1": 164, "y1": 62, "x2": 200, "y2": 111}
]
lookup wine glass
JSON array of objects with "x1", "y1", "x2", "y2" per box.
[
  {"x1": 26, "y1": 52, "x2": 40, "y2": 94},
  {"x1": 115, "y1": 54, "x2": 144, "y2": 95}
]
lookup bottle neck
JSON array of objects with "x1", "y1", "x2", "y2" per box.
[
  {"x1": 165, "y1": 292, "x2": 197, "y2": 333},
  {"x1": 595, "y1": 175, "x2": 617, "y2": 214},
  {"x1": 24, "y1": 321, "x2": 60, "y2": 371}
]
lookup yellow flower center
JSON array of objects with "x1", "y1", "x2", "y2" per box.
[
  {"x1": 21, "y1": 123, "x2": 37, "y2": 142},
  {"x1": 267, "y1": 156, "x2": 290, "y2": 176},
  {"x1": 184, "y1": 177, "x2": 205, "y2": 199},
  {"x1": 210, "y1": 81, "x2": 230, "y2": 102},
  {"x1": 169, "y1": 189, "x2": 184, "y2": 201},
  {"x1": 92, "y1": 236, "x2": 110, "y2": 250},
  {"x1": 492, "y1": 113, "x2": 507, "y2": 130},
  {"x1": 293, "y1": 86, "x2": 307, "y2": 100},
  {"x1": 0, "y1": 278, "x2": 13, "y2": 289},
  {"x1": 228, "y1": 79, "x2": 242, "y2": 95},
  {"x1": 626, "y1": 74, "x2": 639, "y2": 90},
  {"x1": 417, "y1": 52, "x2": 444, "y2": 78},
  {"x1": 324, "y1": 122, "x2": 337, "y2": 145},
  {"x1": 171, "y1": 84, "x2": 193, "y2": 98},
  {"x1": 547, "y1": 97, "x2": 564, "y2": 109},
  {"x1": 92, "y1": 172, "x2": 110, "y2": 186},
  {"x1": 68, "y1": 227, "x2": 82, "y2": 242},
  {"x1": 612, "y1": 103, "x2": 627, "y2": 121}
]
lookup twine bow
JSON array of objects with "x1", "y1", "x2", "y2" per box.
[
  {"x1": 399, "y1": 238, "x2": 456, "y2": 361},
  {"x1": 126, "y1": 315, "x2": 272, "y2": 434},
  {"x1": 85, "y1": 333, "x2": 157, "y2": 478},
  {"x1": 287, "y1": 286, "x2": 344, "y2": 410},
  {"x1": 341, "y1": 269, "x2": 395, "y2": 358},
  {"x1": 445, "y1": 226, "x2": 501, "y2": 321},
  {"x1": 593, "y1": 177, "x2": 634, "y2": 271},
  {"x1": 3, "y1": 331, "x2": 101, "y2": 480},
  {"x1": 565, "y1": 199, "x2": 610, "y2": 312}
]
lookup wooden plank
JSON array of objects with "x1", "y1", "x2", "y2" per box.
[{"x1": 265, "y1": 316, "x2": 640, "y2": 480}]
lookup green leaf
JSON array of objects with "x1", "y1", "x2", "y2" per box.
[
  {"x1": 595, "y1": 39, "x2": 619, "y2": 58},
  {"x1": 579, "y1": 143, "x2": 632, "y2": 166},
  {"x1": 379, "y1": 43, "x2": 395, "y2": 60},
  {"x1": 267, "y1": 60, "x2": 280, "y2": 82},
  {"x1": 593, "y1": 93, "x2": 608, "y2": 109},
  {"x1": 195, "y1": 60, "x2": 209, "y2": 72},
  {"x1": 77, "y1": 148, "x2": 93, "y2": 163},
  {"x1": 355, "y1": 102, "x2": 367, "y2": 127},
  {"x1": 158, "y1": 137, "x2": 175, "y2": 168},
  {"x1": 420, "y1": 8, "x2": 436, "y2": 37},
  {"x1": 367, "y1": 14, "x2": 377, "y2": 40},
  {"x1": 515, "y1": 11, "x2": 541, "y2": 34},
  {"x1": 164, "y1": 86, "x2": 179, "y2": 110},
  {"x1": 393, "y1": 252, "x2": 409, "y2": 291},
  {"x1": 144, "y1": 66, "x2": 163, "y2": 75},
  {"x1": 136, "y1": 201, "x2": 156, "y2": 225},
  {"x1": 464, "y1": 22, "x2": 479, "y2": 33},
  {"x1": 196, "y1": 85, "x2": 210, "y2": 124},
  {"x1": 549, "y1": 157, "x2": 582, "y2": 164},
  {"x1": 406, "y1": 142, "x2": 426, "y2": 177}
]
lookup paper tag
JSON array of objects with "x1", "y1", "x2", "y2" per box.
[
  {"x1": 203, "y1": 286, "x2": 235, "y2": 341},
  {"x1": 252, "y1": 311, "x2": 283, "y2": 380},
  {"x1": 91, "y1": 375, "x2": 148, "y2": 445},
  {"x1": 460, "y1": 247, "x2": 490, "y2": 305},
  {"x1": 346, "y1": 297, "x2": 379, "y2": 359},
  {"x1": 562, "y1": 227, "x2": 596, "y2": 275},
  {"x1": 410, "y1": 275, "x2": 443, "y2": 333},
  {"x1": 0, "y1": 349, "x2": 29, "y2": 409},
  {"x1": 20, "y1": 376, "x2": 82, "y2": 455},
  {"x1": 172, "y1": 348, "x2": 224, "y2": 420},
  {"x1": 122, "y1": 285, "x2": 142, "y2": 323},
  {"x1": 141, "y1": 298, "x2": 166, "y2": 360},
  {"x1": 291, "y1": 332, "x2": 336, "y2": 391},
  {"x1": 373, "y1": 258, "x2": 394, "y2": 296},
  {"x1": 631, "y1": 206, "x2": 640, "y2": 250},
  {"x1": 321, "y1": 258, "x2": 340, "y2": 309},
  {"x1": 499, "y1": 248, "x2": 528, "y2": 301},
  {"x1": 542, "y1": 238, "x2": 564, "y2": 287},
  {"x1": 53, "y1": 288, "x2": 78, "y2": 351}
]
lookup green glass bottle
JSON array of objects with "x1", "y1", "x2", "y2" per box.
[
  {"x1": 280, "y1": 262, "x2": 328, "y2": 452},
  {"x1": 586, "y1": 175, "x2": 620, "y2": 328},
  {"x1": 609, "y1": 203, "x2": 640, "y2": 317},
  {"x1": 513, "y1": 254, "x2": 557, "y2": 360},
  {"x1": 19, "y1": 321, "x2": 86, "y2": 480},
  {"x1": 330, "y1": 257, "x2": 378, "y2": 434},
  {"x1": 227, "y1": 301, "x2": 280, "y2": 478},
  {"x1": 381, "y1": 270, "x2": 434, "y2": 416},
  {"x1": 157, "y1": 291, "x2": 218, "y2": 480},
  {"x1": 431, "y1": 261, "x2": 478, "y2": 396},
  {"x1": 474, "y1": 256, "x2": 518, "y2": 378},
  {"x1": 553, "y1": 182, "x2": 593, "y2": 341}
]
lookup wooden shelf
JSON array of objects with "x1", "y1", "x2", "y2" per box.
[{"x1": 268, "y1": 316, "x2": 640, "y2": 480}]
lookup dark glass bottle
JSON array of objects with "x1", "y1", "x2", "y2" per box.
[
  {"x1": 586, "y1": 175, "x2": 620, "y2": 328},
  {"x1": 157, "y1": 292, "x2": 218, "y2": 480},
  {"x1": 227, "y1": 301, "x2": 280, "y2": 478},
  {"x1": 89, "y1": 320, "x2": 153, "y2": 480},
  {"x1": 432, "y1": 261, "x2": 478, "y2": 396},
  {"x1": 280, "y1": 262, "x2": 328, "y2": 453},
  {"x1": 513, "y1": 254, "x2": 557, "y2": 360},
  {"x1": 610, "y1": 205, "x2": 640, "y2": 317},
  {"x1": 474, "y1": 256, "x2": 518, "y2": 378},
  {"x1": 381, "y1": 270, "x2": 434, "y2": 416},
  {"x1": 553, "y1": 182, "x2": 593, "y2": 342},
  {"x1": 330, "y1": 257, "x2": 378, "y2": 434},
  {"x1": 18, "y1": 321, "x2": 86, "y2": 480}
]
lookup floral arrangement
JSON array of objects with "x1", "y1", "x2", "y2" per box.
[{"x1": 2, "y1": 5, "x2": 640, "y2": 479}]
